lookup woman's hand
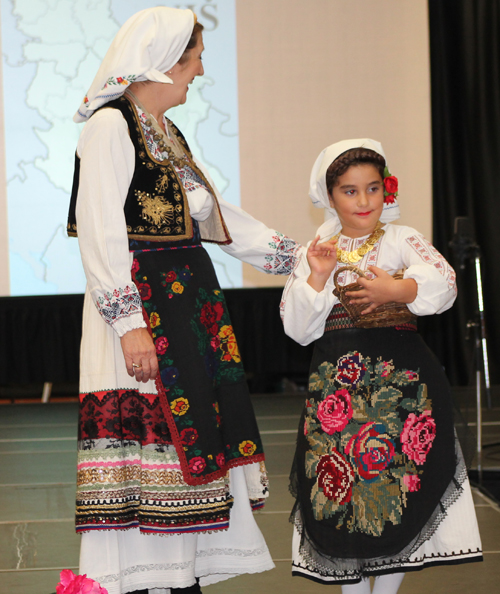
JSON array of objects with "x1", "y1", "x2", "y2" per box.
[
  {"x1": 306, "y1": 236, "x2": 338, "y2": 293},
  {"x1": 346, "y1": 266, "x2": 418, "y2": 315},
  {"x1": 120, "y1": 327, "x2": 158, "y2": 383}
]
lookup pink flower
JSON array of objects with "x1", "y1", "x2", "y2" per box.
[
  {"x1": 380, "y1": 361, "x2": 395, "y2": 378},
  {"x1": 401, "y1": 411, "x2": 436, "y2": 465},
  {"x1": 155, "y1": 336, "x2": 169, "y2": 355},
  {"x1": 189, "y1": 456, "x2": 206, "y2": 474},
  {"x1": 403, "y1": 474, "x2": 421, "y2": 492},
  {"x1": 317, "y1": 389, "x2": 353, "y2": 434},
  {"x1": 56, "y1": 570, "x2": 108, "y2": 594},
  {"x1": 405, "y1": 371, "x2": 419, "y2": 381},
  {"x1": 216, "y1": 452, "x2": 225, "y2": 467}
]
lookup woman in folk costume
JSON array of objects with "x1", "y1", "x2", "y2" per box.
[
  {"x1": 68, "y1": 7, "x2": 299, "y2": 594},
  {"x1": 281, "y1": 139, "x2": 482, "y2": 593}
]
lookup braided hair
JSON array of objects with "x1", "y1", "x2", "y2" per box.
[{"x1": 326, "y1": 148, "x2": 386, "y2": 197}]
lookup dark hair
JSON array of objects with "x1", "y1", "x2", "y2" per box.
[
  {"x1": 325, "y1": 148, "x2": 385, "y2": 197},
  {"x1": 178, "y1": 22, "x2": 204, "y2": 64}
]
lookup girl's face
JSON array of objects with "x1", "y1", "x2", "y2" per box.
[{"x1": 329, "y1": 163, "x2": 384, "y2": 238}]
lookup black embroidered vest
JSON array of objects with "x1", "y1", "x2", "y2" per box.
[{"x1": 68, "y1": 94, "x2": 231, "y2": 246}]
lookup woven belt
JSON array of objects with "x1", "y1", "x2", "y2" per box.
[{"x1": 325, "y1": 304, "x2": 417, "y2": 332}]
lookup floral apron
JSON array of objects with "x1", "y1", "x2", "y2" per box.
[{"x1": 290, "y1": 323, "x2": 458, "y2": 568}]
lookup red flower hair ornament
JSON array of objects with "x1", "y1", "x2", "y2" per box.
[{"x1": 383, "y1": 166, "x2": 398, "y2": 204}]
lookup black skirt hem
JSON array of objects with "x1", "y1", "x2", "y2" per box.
[{"x1": 291, "y1": 550, "x2": 483, "y2": 585}]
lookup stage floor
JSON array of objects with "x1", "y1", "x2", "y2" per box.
[{"x1": 0, "y1": 395, "x2": 499, "y2": 594}]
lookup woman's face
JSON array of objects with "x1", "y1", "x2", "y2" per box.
[
  {"x1": 167, "y1": 35, "x2": 205, "y2": 107},
  {"x1": 328, "y1": 163, "x2": 384, "y2": 238}
]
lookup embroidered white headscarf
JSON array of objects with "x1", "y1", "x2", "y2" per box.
[
  {"x1": 74, "y1": 7, "x2": 195, "y2": 122},
  {"x1": 309, "y1": 138, "x2": 401, "y2": 238}
]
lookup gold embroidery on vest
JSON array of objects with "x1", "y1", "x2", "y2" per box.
[
  {"x1": 156, "y1": 169, "x2": 170, "y2": 193},
  {"x1": 136, "y1": 190, "x2": 175, "y2": 228}
]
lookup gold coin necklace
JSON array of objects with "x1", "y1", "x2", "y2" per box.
[{"x1": 334, "y1": 221, "x2": 385, "y2": 264}]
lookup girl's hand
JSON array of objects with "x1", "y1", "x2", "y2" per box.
[
  {"x1": 306, "y1": 235, "x2": 338, "y2": 292},
  {"x1": 345, "y1": 266, "x2": 418, "y2": 314},
  {"x1": 120, "y1": 327, "x2": 158, "y2": 383}
]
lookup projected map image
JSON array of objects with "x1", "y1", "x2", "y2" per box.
[{"x1": 1, "y1": 0, "x2": 241, "y2": 296}]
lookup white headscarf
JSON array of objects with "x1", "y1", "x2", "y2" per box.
[
  {"x1": 309, "y1": 138, "x2": 400, "y2": 237},
  {"x1": 74, "y1": 7, "x2": 195, "y2": 122}
]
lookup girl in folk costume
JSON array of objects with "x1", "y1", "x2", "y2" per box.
[
  {"x1": 69, "y1": 7, "x2": 298, "y2": 594},
  {"x1": 281, "y1": 139, "x2": 482, "y2": 593}
]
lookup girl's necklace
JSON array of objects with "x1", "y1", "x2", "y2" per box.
[{"x1": 334, "y1": 221, "x2": 385, "y2": 263}]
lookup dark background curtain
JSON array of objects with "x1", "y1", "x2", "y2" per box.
[
  {"x1": 427, "y1": 0, "x2": 500, "y2": 385},
  {"x1": 0, "y1": 290, "x2": 314, "y2": 393}
]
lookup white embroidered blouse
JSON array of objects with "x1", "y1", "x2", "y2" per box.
[
  {"x1": 281, "y1": 223, "x2": 457, "y2": 346},
  {"x1": 74, "y1": 107, "x2": 299, "y2": 337}
]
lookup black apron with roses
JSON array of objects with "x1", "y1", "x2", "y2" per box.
[
  {"x1": 290, "y1": 326, "x2": 457, "y2": 561},
  {"x1": 129, "y1": 234, "x2": 265, "y2": 486}
]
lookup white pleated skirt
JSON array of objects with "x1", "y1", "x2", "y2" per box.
[{"x1": 80, "y1": 466, "x2": 274, "y2": 594}]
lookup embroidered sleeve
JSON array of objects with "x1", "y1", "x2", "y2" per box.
[
  {"x1": 76, "y1": 109, "x2": 146, "y2": 337},
  {"x1": 95, "y1": 285, "x2": 143, "y2": 327},
  {"x1": 279, "y1": 250, "x2": 304, "y2": 324},
  {"x1": 218, "y1": 215, "x2": 301, "y2": 275},
  {"x1": 405, "y1": 234, "x2": 457, "y2": 292},
  {"x1": 280, "y1": 245, "x2": 336, "y2": 346},
  {"x1": 401, "y1": 230, "x2": 457, "y2": 315},
  {"x1": 264, "y1": 232, "x2": 301, "y2": 275}
]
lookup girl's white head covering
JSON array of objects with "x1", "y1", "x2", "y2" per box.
[
  {"x1": 309, "y1": 138, "x2": 400, "y2": 237},
  {"x1": 74, "y1": 7, "x2": 195, "y2": 122}
]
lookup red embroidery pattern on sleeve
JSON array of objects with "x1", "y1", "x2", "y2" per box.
[
  {"x1": 265, "y1": 232, "x2": 300, "y2": 275},
  {"x1": 406, "y1": 235, "x2": 457, "y2": 292}
]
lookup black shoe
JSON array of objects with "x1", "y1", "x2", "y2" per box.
[{"x1": 172, "y1": 579, "x2": 202, "y2": 593}]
